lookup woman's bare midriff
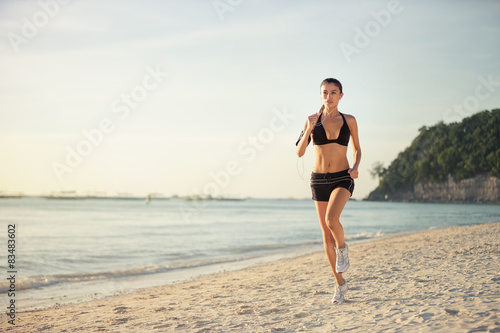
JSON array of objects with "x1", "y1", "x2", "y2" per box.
[{"x1": 313, "y1": 144, "x2": 350, "y2": 173}]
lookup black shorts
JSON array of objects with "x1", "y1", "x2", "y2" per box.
[{"x1": 310, "y1": 169, "x2": 354, "y2": 202}]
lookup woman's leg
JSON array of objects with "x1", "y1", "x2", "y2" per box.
[
  {"x1": 325, "y1": 187, "x2": 351, "y2": 249},
  {"x1": 314, "y1": 200, "x2": 344, "y2": 285}
]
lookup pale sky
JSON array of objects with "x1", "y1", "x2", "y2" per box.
[{"x1": 1, "y1": 0, "x2": 499, "y2": 199}]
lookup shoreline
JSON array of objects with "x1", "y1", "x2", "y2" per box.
[
  {"x1": 13, "y1": 243, "x2": 325, "y2": 313},
  {"x1": 13, "y1": 227, "x2": 413, "y2": 313},
  {"x1": 3, "y1": 222, "x2": 499, "y2": 332}
]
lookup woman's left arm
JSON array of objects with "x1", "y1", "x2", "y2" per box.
[{"x1": 347, "y1": 115, "x2": 361, "y2": 179}]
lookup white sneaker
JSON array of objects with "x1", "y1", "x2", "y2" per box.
[
  {"x1": 335, "y1": 243, "x2": 350, "y2": 273},
  {"x1": 331, "y1": 280, "x2": 348, "y2": 304}
]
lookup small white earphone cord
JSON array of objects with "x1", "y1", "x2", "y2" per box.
[{"x1": 296, "y1": 156, "x2": 305, "y2": 180}]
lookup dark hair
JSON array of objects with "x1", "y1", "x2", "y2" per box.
[{"x1": 320, "y1": 78, "x2": 343, "y2": 94}]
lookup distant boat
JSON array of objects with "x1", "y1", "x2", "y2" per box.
[
  {"x1": 43, "y1": 191, "x2": 78, "y2": 200},
  {"x1": 145, "y1": 194, "x2": 151, "y2": 205}
]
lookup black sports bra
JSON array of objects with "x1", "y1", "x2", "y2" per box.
[{"x1": 295, "y1": 112, "x2": 350, "y2": 147}]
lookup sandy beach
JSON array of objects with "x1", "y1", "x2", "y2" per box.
[{"x1": 3, "y1": 222, "x2": 499, "y2": 332}]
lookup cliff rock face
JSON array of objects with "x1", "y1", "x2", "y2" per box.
[{"x1": 369, "y1": 174, "x2": 500, "y2": 204}]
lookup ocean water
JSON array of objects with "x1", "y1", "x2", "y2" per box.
[{"x1": 0, "y1": 197, "x2": 499, "y2": 311}]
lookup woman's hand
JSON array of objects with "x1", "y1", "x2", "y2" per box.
[
  {"x1": 348, "y1": 168, "x2": 358, "y2": 179},
  {"x1": 306, "y1": 113, "x2": 319, "y2": 132}
]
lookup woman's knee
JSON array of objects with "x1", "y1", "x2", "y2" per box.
[{"x1": 325, "y1": 214, "x2": 340, "y2": 230}]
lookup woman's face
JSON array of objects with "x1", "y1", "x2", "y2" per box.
[{"x1": 321, "y1": 83, "x2": 343, "y2": 109}]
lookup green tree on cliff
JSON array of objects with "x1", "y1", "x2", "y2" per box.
[{"x1": 368, "y1": 109, "x2": 500, "y2": 200}]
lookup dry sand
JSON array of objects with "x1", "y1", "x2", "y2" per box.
[{"x1": 3, "y1": 222, "x2": 500, "y2": 332}]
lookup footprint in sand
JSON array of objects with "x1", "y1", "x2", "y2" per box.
[
  {"x1": 113, "y1": 306, "x2": 130, "y2": 314},
  {"x1": 153, "y1": 307, "x2": 166, "y2": 312},
  {"x1": 111, "y1": 317, "x2": 130, "y2": 325},
  {"x1": 294, "y1": 312, "x2": 310, "y2": 318},
  {"x1": 445, "y1": 308, "x2": 459, "y2": 316},
  {"x1": 261, "y1": 308, "x2": 285, "y2": 315}
]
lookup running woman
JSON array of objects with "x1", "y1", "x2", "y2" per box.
[{"x1": 296, "y1": 78, "x2": 361, "y2": 304}]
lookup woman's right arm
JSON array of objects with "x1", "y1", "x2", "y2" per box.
[{"x1": 296, "y1": 113, "x2": 318, "y2": 157}]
